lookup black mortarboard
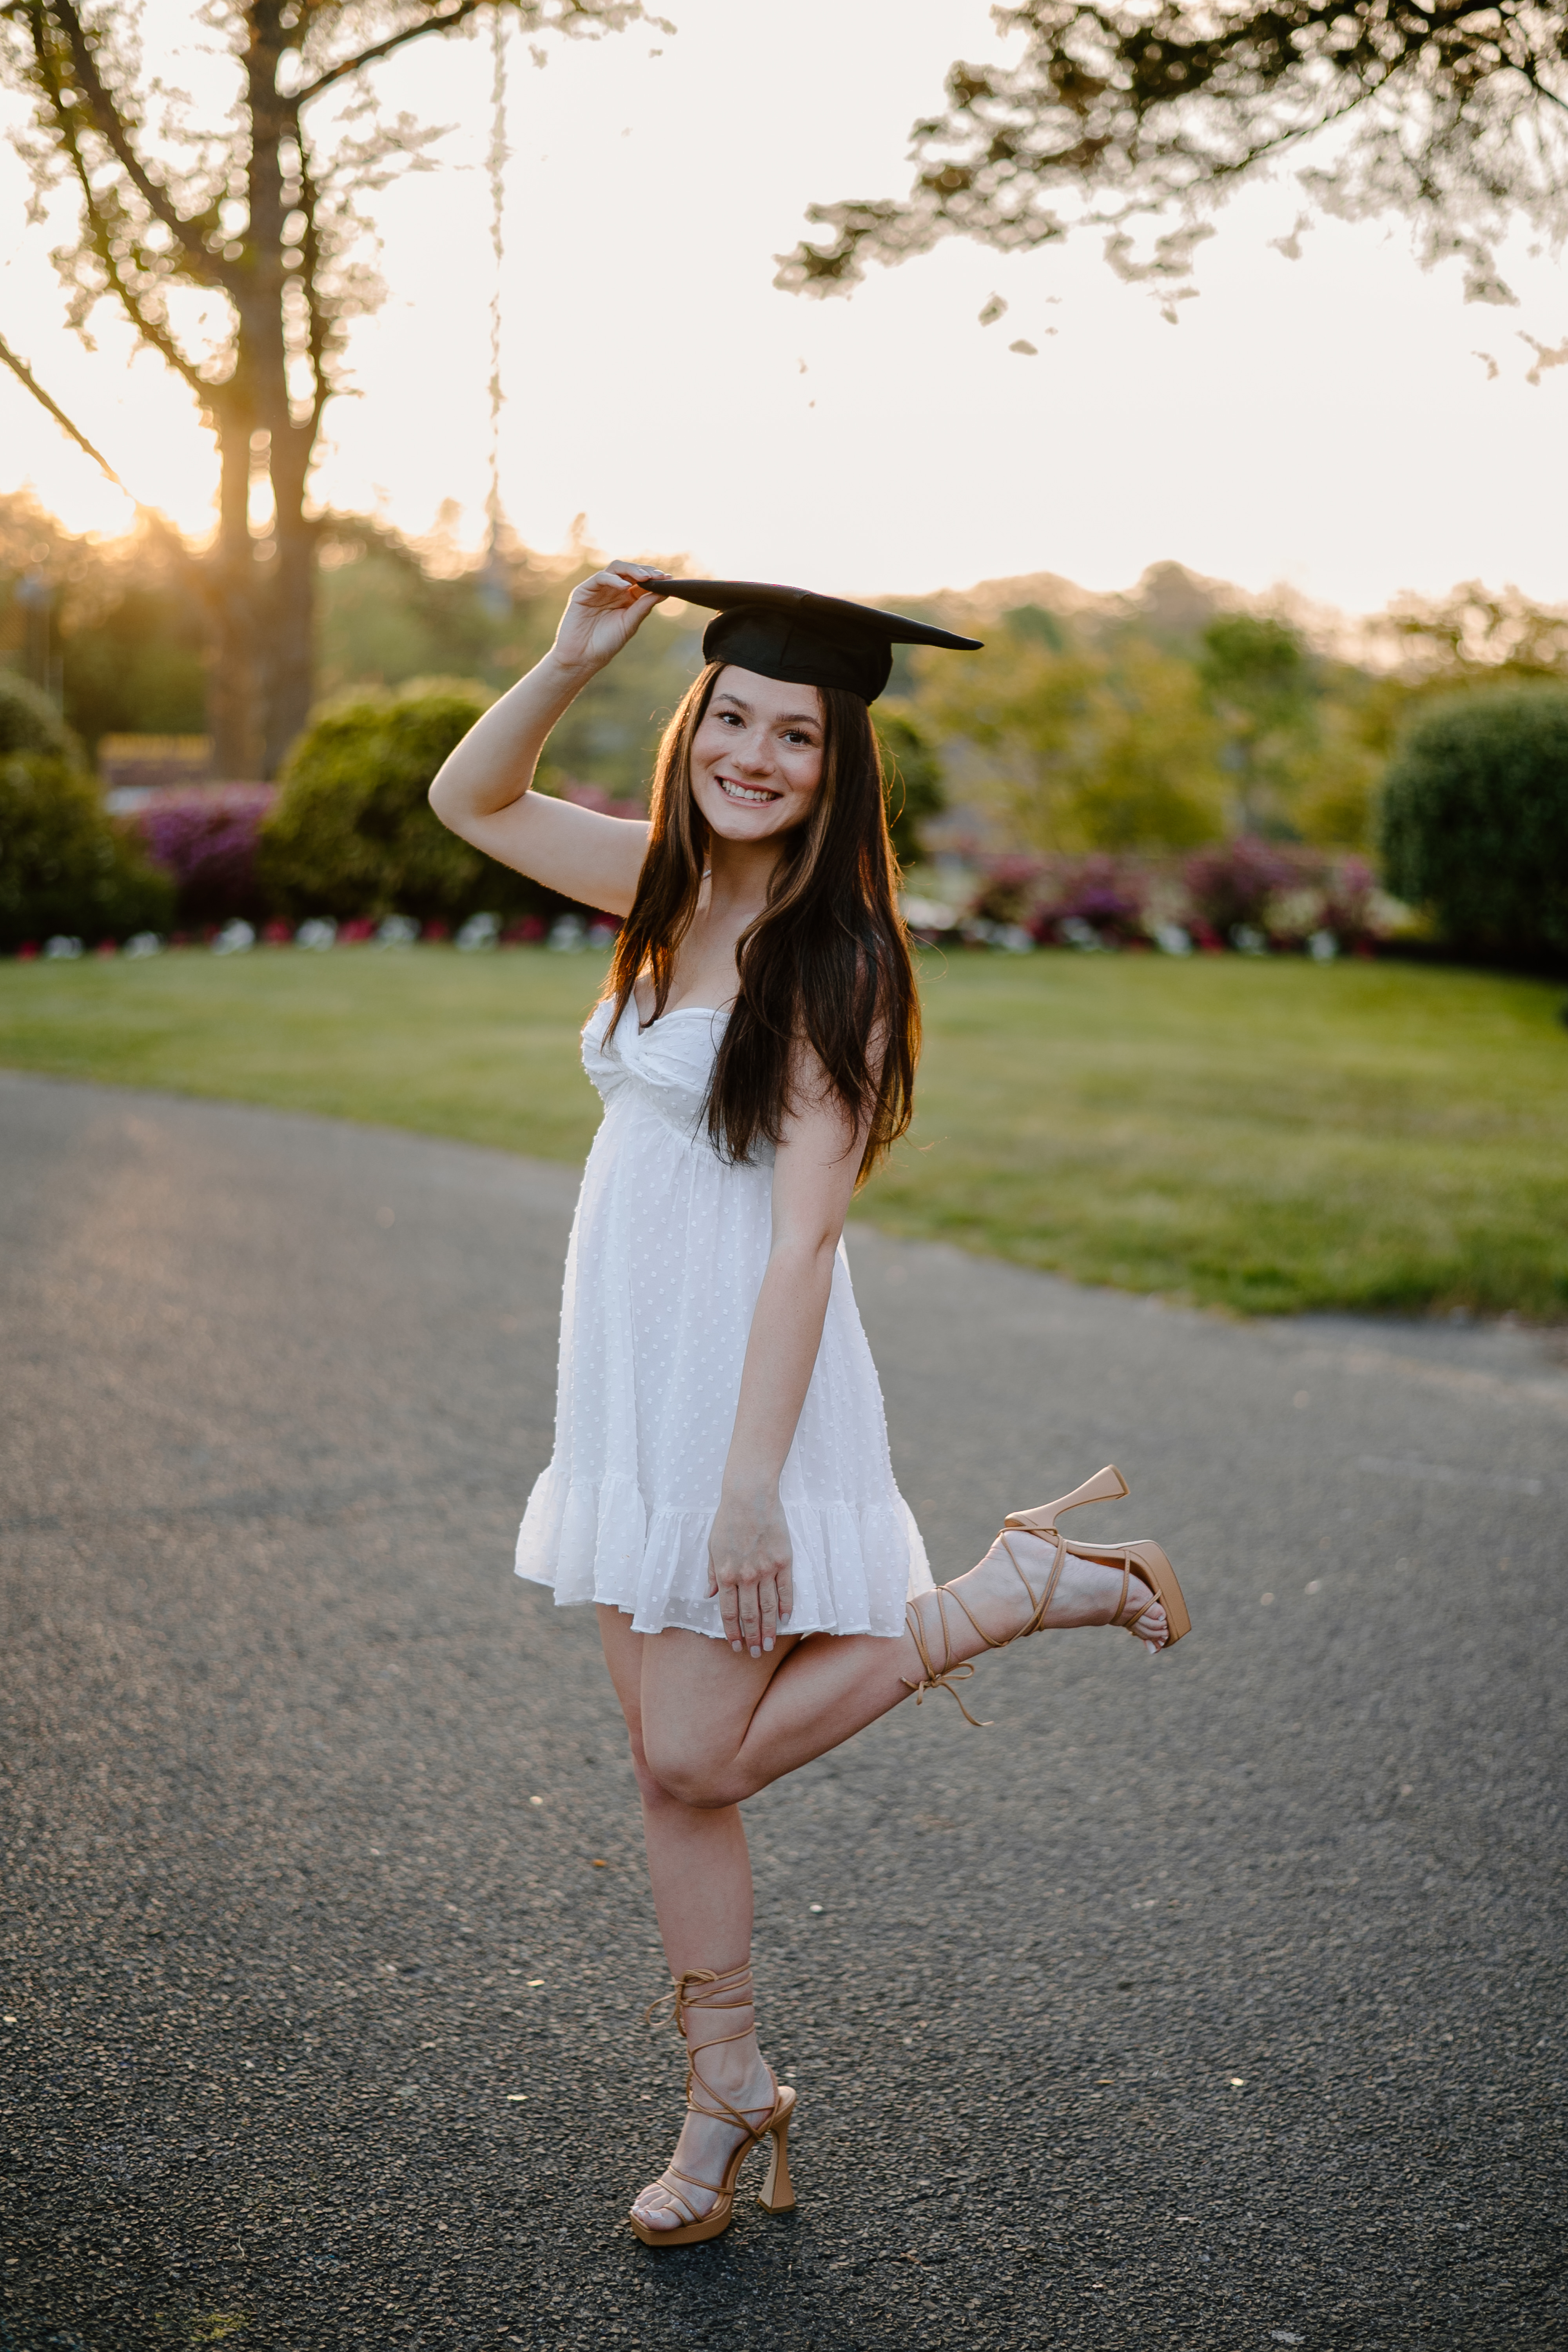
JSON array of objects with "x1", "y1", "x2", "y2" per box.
[{"x1": 639, "y1": 577, "x2": 983, "y2": 704}]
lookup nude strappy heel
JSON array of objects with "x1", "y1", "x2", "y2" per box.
[
  {"x1": 902, "y1": 1463, "x2": 1191, "y2": 1724},
  {"x1": 629, "y1": 1962, "x2": 797, "y2": 2248}
]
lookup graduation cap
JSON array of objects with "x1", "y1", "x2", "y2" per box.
[{"x1": 639, "y1": 577, "x2": 983, "y2": 704}]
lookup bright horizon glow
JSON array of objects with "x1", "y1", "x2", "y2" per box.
[{"x1": 2, "y1": 0, "x2": 1566, "y2": 620}]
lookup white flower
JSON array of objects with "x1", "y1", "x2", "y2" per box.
[
  {"x1": 547, "y1": 914, "x2": 585, "y2": 951},
  {"x1": 1307, "y1": 928, "x2": 1339, "y2": 962},
  {"x1": 123, "y1": 932, "x2": 163, "y2": 959},
  {"x1": 296, "y1": 918, "x2": 337, "y2": 951},
  {"x1": 457, "y1": 911, "x2": 501, "y2": 951},
  {"x1": 1058, "y1": 915, "x2": 1104, "y2": 951},
  {"x1": 1154, "y1": 923, "x2": 1193, "y2": 957},
  {"x1": 43, "y1": 936, "x2": 83, "y2": 959},
  {"x1": 212, "y1": 920, "x2": 256, "y2": 956},
  {"x1": 901, "y1": 895, "x2": 956, "y2": 933},
  {"x1": 377, "y1": 914, "x2": 420, "y2": 947},
  {"x1": 1268, "y1": 887, "x2": 1327, "y2": 938}
]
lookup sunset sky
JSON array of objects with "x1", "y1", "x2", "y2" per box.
[{"x1": 3, "y1": 0, "x2": 1566, "y2": 616}]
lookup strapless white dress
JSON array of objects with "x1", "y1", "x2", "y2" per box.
[{"x1": 515, "y1": 996, "x2": 933, "y2": 1640}]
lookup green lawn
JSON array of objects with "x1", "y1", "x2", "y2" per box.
[{"x1": 3, "y1": 944, "x2": 1564, "y2": 1318}]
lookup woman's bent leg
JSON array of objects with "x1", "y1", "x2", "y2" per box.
[{"x1": 637, "y1": 1529, "x2": 1171, "y2": 1808}]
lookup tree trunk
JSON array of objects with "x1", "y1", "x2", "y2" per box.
[
  {"x1": 207, "y1": 405, "x2": 267, "y2": 780},
  {"x1": 267, "y1": 422, "x2": 316, "y2": 774},
  {"x1": 242, "y1": 2, "x2": 318, "y2": 778}
]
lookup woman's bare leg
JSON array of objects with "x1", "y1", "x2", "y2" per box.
[
  {"x1": 597, "y1": 1607, "x2": 783, "y2": 2234},
  {"x1": 639, "y1": 1529, "x2": 1169, "y2": 1808},
  {"x1": 597, "y1": 1534, "x2": 1168, "y2": 2229}
]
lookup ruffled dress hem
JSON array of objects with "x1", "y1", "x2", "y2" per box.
[{"x1": 515, "y1": 1463, "x2": 931, "y2": 1642}]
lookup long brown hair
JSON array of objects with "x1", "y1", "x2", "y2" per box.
[{"x1": 604, "y1": 662, "x2": 919, "y2": 1185}]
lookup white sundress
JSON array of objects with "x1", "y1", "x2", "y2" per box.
[{"x1": 515, "y1": 995, "x2": 934, "y2": 1640}]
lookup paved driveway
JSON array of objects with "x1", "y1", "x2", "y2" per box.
[{"x1": 2, "y1": 1071, "x2": 1563, "y2": 2350}]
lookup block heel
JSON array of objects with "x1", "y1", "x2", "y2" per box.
[{"x1": 903, "y1": 1464, "x2": 1191, "y2": 1721}]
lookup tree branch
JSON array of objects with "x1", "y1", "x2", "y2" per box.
[
  {"x1": 294, "y1": 0, "x2": 647, "y2": 107},
  {"x1": 0, "y1": 325, "x2": 135, "y2": 495},
  {"x1": 294, "y1": 0, "x2": 491, "y2": 104},
  {"x1": 43, "y1": 0, "x2": 236, "y2": 290},
  {"x1": 781, "y1": 0, "x2": 1568, "y2": 298},
  {"x1": 294, "y1": 125, "x2": 333, "y2": 436},
  {"x1": 54, "y1": 103, "x2": 216, "y2": 397}
]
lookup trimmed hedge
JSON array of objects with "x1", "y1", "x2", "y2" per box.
[
  {"x1": 0, "y1": 670, "x2": 75, "y2": 761},
  {"x1": 0, "y1": 753, "x2": 175, "y2": 952},
  {"x1": 1379, "y1": 687, "x2": 1568, "y2": 960},
  {"x1": 261, "y1": 681, "x2": 579, "y2": 927},
  {"x1": 260, "y1": 684, "x2": 491, "y2": 922}
]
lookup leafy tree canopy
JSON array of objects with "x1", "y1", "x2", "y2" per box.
[
  {"x1": 1379, "y1": 579, "x2": 1568, "y2": 680},
  {"x1": 778, "y1": 3, "x2": 1568, "y2": 317},
  {"x1": 0, "y1": 2, "x2": 653, "y2": 775}
]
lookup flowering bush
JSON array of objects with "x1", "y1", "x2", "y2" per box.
[
  {"x1": 1029, "y1": 855, "x2": 1151, "y2": 947},
  {"x1": 967, "y1": 855, "x2": 1048, "y2": 927},
  {"x1": 950, "y1": 840, "x2": 1400, "y2": 957},
  {"x1": 135, "y1": 785, "x2": 275, "y2": 926},
  {"x1": 558, "y1": 779, "x2": 644, "y2": 822},
  {"x1": 1183, "y1": 837, "x2": 1300, "y2": 942},
  {"x1": 1315, "y1": 856, "x2": 1383, "y2": 951}
]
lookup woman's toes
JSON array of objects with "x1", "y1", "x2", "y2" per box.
[{"x1": 1139, "y1": 1601, "x2": 1169, "y2": 1651}]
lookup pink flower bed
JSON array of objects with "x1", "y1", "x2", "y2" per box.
[
  {"x1": 134, "y1": 785, "x2": 276, "y2": 926},
  {"x1": 950, "y1": 840, "x2": 1392, "y2": 954}
]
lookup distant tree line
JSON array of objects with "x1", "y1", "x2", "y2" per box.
[{"x1": 6, "y1": 486, "x2": 1568, "y2": 873}]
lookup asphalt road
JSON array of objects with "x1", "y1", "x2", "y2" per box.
[{"x1": 2, "y1": 1069, "x2": 1564, "y2": 2352}]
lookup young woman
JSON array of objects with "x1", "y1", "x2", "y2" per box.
[{"x1": 429, "y1": 563, "x2": 1189, "y2": 2248}]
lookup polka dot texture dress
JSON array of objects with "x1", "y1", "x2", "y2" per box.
[{"x1": 515, "y1": 997, "x2": 933, "y2": 1640}]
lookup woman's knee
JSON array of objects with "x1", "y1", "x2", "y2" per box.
[
  {"x1": 641, "y1": 1724, "x2": 744, "y2": 1809},
  {"x1": 623, "y1": 1723, "x2": 667, "y2": 1806}
]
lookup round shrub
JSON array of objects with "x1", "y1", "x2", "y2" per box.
[
  {"x1": 262, "y1": 682, "x2": 613, "y2": 926},
  {"x1": 260, "y1": 685, "x2": 488, "y2": 922},
  {"x1": 263, "y1": 681, "x2": 581, "y2": 927},
  {"x1": 1378, "y1": 687, "x2": 1568, "y2": 960},
  {"x1": 0, "y1": 752, "x2": 175, "y2": 953},
  {"x1": 0, "y1": 670, "x2": 75, "y2": 760}
]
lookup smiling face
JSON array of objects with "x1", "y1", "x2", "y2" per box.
[{"x1": 688, "y1": 666, "x2": 826, "y2": 847}]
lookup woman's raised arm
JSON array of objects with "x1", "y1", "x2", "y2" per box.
[{"x1": 427, "y1": 561, "x2": 664, "y2": 918}]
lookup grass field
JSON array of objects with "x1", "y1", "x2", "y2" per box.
[{"x1": 2, "y1": 944, "x2": 1564, "y2": 1318}]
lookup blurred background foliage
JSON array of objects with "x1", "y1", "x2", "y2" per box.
[{"x1": 4, "y1": 484, "x2": 1568, "y2": 954}]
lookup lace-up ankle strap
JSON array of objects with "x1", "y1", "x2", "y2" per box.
[
  {"x1": 644, "y1": 1960, "x2": 755, "y2": 2041},
  {"x1": 644, "y1": 1961, "x2": 772, "y2": 2138}
]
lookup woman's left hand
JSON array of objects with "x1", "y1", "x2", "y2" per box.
[{"x1": 707, "y1": 1486, "x2": 795, "y2": 1658}]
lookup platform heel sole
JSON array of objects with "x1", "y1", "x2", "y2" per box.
[
  {"x1": 756, "y1": 2113, "x2": 795, "y2": 2213},
  {"x1": 1127, "y1": 1540, "x2": 1191, "y2": 1646},
  {"x1": 629, "y1": 2202, "x2": 736, "y2": 2248}
]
